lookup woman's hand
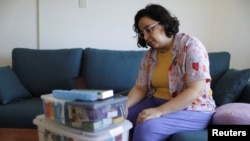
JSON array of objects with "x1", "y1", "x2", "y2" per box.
[{"x1": 136, "y1": 108, "x2": 162, "y2": 124}]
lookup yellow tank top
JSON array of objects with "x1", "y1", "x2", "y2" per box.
[{"x1": 152, "y1": 49, "x2": 172, "y2": 100}]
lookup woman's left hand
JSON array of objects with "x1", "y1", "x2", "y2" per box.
[{"x1": 136, "y1": 108, "x2": 162, "y2": 124}]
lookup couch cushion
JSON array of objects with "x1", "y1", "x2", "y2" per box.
[
  {"x1": 12, "y1": 48, "x2": 83, "y2": 96},
  {"x1": 0, "y1": 97, "x2": 43, "y2": 128},
  {"x1": 169, "y1": 130, "x2": 208, "y2": 141},
  {"x1": 212, "y1": 68, "x2": 250, "y2": 106},
  {"x1": 82, "y1": 48, "x2": 146, "y2": 93},
  {"x1": 208, "y1": 52, "x2": 230, "y2": 89},
  {"x1": 212, "y1": 103, "x2": 250, "y2": 125},
  {"x1": 0, "y1": 66, "x2": 32, "y2": 105}
]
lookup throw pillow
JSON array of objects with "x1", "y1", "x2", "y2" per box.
[
  {"x1": 212, "y1": 103, "x2": 250, "y2": 125},
  {"x1": 212, "y1": 68, "x2": 250, "y2": 106},
  {"x1": 0, "y1": 66, "x2": 31, "y2": 105}
]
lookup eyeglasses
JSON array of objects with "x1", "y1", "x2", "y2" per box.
[{"x1": 138, "y1": 22, "x2": 159, "y2": 39}]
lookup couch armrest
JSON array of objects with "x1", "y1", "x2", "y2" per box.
[{"x1": 237, "y1": 81, "x2": 250, "y2": 103}]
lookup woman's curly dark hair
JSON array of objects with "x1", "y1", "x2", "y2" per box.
[{"x1": 134, "y1": 4, "x2": 180, "y2": 48}]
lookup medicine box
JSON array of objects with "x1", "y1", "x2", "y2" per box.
[
  {"x1": 41, "y1": 94, "x2": 70, "y2": 124},
  {"x1": 33, "y1": 114, "x2": 132, "y2": 141},
  {"x1": 66, "y1": 95, "x2": 127, "y2": 131}
]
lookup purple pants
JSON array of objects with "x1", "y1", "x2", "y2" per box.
[{"x1": 127, "y1": 96, "x2": 214, "y2": 141}]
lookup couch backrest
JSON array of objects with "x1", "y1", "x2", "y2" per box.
[
  {"x1": 208, "y1": 52, "x2": 230, "y2": 90},
  {"x1": 12, "y1": 48, "x2": 83, "y2": 96},
  {"x1": 82, "y1": 49, "x2": 230, "y2": 93},
  {"x1": 82, "y1": 48, "x2": 146, "y2": 93},
  {"x1": 11, "y1": 47, "x2": 231, "y2": 96}
]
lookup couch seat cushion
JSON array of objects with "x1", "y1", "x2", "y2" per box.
[
  {"x1": 0, "y1": 97, "x2": 43, "y2": 128},
  {"x1": 169, "y1": 130, "x2": 208, "y2": 141}
]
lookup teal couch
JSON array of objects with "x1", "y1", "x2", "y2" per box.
[{"x1": 0, "y1": 47, "x2": 250, "y2": 141}]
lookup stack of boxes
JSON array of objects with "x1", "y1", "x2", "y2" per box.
[{"x1": 33, "y1": 90, "x2": 132, "y2": 141}]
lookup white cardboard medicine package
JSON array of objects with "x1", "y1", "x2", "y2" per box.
[{"x1": 33, "y1": 115, "x2": 132, "y2": 141}]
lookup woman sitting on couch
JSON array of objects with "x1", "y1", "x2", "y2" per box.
[{"x1": 125, "y1": 4, "x2": 216, "y2": 141}]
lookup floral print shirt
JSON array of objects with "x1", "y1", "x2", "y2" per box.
[{"x1": 136, "y1": 33, "x2": 216, "y2": 112}]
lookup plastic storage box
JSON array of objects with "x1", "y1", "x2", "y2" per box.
[
  {"x1": 41, "y1": 94, "x2": 127, "y2": 132},
  {"x1": 33, "y1": 114, "x2": 132, "y2": 141},
  {"x1": 66, "y1": 95, "x2": 127, "y2": 131}
]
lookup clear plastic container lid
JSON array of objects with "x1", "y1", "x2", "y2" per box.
[{"x1": 66, "y1": 95, "x2": 127, "y2": 108}]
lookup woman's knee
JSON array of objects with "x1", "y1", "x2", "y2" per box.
[{"x1": 132, "y1": 121, "x2": 154, "y2": 141}]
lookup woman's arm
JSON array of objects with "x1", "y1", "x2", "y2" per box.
[
  {"x1": 157, "y1": 79, "x2": 205, "y2": 115},
  {"x1": 136, "y1": 79, "x2": 205, "y2": 123},
  {"x1": 125, "y1": 84, "x2": 147, "y2": 117}
]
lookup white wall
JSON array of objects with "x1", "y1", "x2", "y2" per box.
[
  {"x1": 0, "y1": 0, "x2": 249, "y2": 69},
  {"x1": 0, "y1": 0, "x2": 37, "y2": 66}
]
